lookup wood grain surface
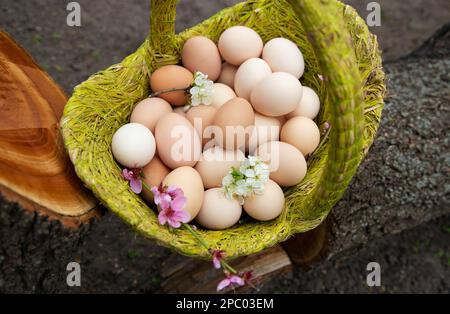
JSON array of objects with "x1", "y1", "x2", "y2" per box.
[{"x1": 0, "y1": 31, "x2": 97, "y2": 221}]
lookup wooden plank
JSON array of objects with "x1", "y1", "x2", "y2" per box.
[
  {"x1": 160, "y1": 245, "x2": 292, "y2": 294},
  {"x1": 0, "y1": 31, "x2": 98, "y2": 223}
]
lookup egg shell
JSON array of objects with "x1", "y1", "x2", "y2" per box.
[
  {"x1": 211, "y1": 83, "x2": 236, "y2": 109},
  {"x1": 234, "y1": 58, "x2": 272, "y2": 101},
  {"x1": 218, "y1": 26, "x2": 263, "y2": 66},
  {"x1": 186, "y1": 105, "x2": 218, "y2": 147},
  {"x1": 130, "y1": 97, "x2": 173, "y2": 132},
  {"x1": 251, "y1": 72, "x2": 303, "y2": 117},
  {"x1": 286, "y1": 86, "x2": 321, "y2": 120},
  {"x1": 173, "y1": 106, "x2": 187, "y2": 118},
  {"x1": 217, "y1": 63, "x2": 238, "y2": 88},
  {"x1": 196, "y1": 188, "x2": 242, "y2": 230},
  {"x1": 141, "y1": 155, "x2": 171, "y2": 203},
  {"x1": 150, "y1": 65, "x2": 193, "y2": 106},
  {"x1": 243, "y1": 179, "x2": 285, "y2": 221},
  {"x1": 247, "y1": 113, "x2": 281, "y2": 154},
  {"x1": 155, "y1": 113, "x2": 202, "y2": 169},
  {"x1": 262, "y1": 37, "x2": 305, "y2": 79},
  {"x1": 195, "y1": 146, "x2": 245, "y2": 188},
  {"x1": 182, "y1": 36, "x2": 222, "y2": 81},
  {"x1": 275, "y1": 115, "x2": 287, "y2": 126},
  {"x1": 213, "y1": 97, "x2": 255, "y2": 150},
  {"x1": 163, "y1": 167, "x2": 204, "y2": 221},
  {"x1": 111, "y1": 123, "x2": 156, "y2": 168},
  {"x1": 255, "y1": 141, "x2": 307, "y2": 187},
  {"x1": 280, "y1": 116, "x2": 320, "y2": 156}
]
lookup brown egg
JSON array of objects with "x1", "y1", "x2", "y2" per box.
[
  {"x1": 247, "y1": 113, "x2": 281, "y2": 154},
  {"x1": 186, "y1": 105, "x2": 217, "y2": 147},
  {"x1": 141, "y1": 156, "x2": 171, "y2": 203},
  {"x1": 217, "y1": 63, "x2": 238, "y2": 88},
  {"x1": 255, "y1": 141, "x2": 307, "y2": 187},
  {"x1": 130, "y1": 97, "x2": 173, "y2": 132},
  {"x1": 195, "y1": 146, "x2": 245, "y2": 189},
  {"x1": 212, "y1": 97, "x2": 255, "y2": 150},
  {"x1": 150, "y1": 65, "x2": 193, "y2": 106},
  {"x1": 280, "y1": 116, "x2": 320, "y2": 156},
  {"x1": 182, "y1": 36, "x2": 222, "y2": 81},
  {"x1": 155, "y1": 113, "x2": 202, "y2": 169},
  {"x1": 163, "y1": 166, "x2": 204, "y2": 221}
]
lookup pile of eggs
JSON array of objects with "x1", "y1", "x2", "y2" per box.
[{"x1": 111, "y1": 26, "x2": 321, "y2": 230}]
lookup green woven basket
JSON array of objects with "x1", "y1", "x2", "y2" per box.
[{"x1": 61, "y1": 0, "x2": 385, "y2": 259}]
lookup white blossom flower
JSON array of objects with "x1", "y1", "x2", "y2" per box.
[
  {"x1": 221, "y1": 155, "x2": 270, "y2": 204},
  {"x1": 188, "y1": 71, "x2": 214, "y2": 108}
]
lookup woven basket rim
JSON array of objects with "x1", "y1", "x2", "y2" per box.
[{"x1": 61, "y1": 0, "x2": 386, "y2": 259}]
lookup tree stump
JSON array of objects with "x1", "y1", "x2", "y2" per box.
[{"x1": 0, "y1": 31, "x2": 98, "y2": 227}]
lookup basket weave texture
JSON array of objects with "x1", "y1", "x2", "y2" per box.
[{"x1": 61, "y1": 0, "x2": 386, "y2": 259}]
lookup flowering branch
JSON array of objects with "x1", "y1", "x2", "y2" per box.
[
  {"x1": 124, "y1": 169, "x2": 253, "y2": 292},
  {"x1": 149, "y1": 71, "x2": 214, "y2": 112}
]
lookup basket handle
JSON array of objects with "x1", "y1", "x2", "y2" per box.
[
  {"x1": 288, "y1": 0, "x2": 365, "y2": 220},
  {"x1": 149, "y1": 0, "x2": 178, "y2": 48}
]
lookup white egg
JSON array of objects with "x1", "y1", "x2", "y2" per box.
[
  {"x1": 211, "y1": 83, "x2": 236, "y2": 109},
  {"x1": 111, "y1": 123, "x2": 156, "y2": 168},
  {"x1": 262, "y1": 37, "x2": 305, "y2": 79},
  {"x1": 286, "y1": 86, "x2": 321, "y2": 119},
  {"x1": 251, "y1": 72, "x2": 303, "y2": 117},
  {"x1": 196, "y1": 188, "x2": 242, "y2": 230},
  {"x1": 234, "y1": 58, "x2": 272, "y2": 101}
]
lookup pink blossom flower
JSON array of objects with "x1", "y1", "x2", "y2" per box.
[
  {"x1": 158, "y1": 206, "x2": 190, "y2": 228},
  {"x1": 151, "y1": 184, "x2": 171, "y2": 210},
  {"x1": 122, "y1": 168, "x2": 142, "y2": 194},
  {"x1": 152, "y1": 184, "x2": 190, "y2": 228},
  {"x1": 212, "y1": 250, "x2": 225, "y2": 269},
  {"x1": 217, "y1": 274, "x2": 245, "y2": 292}
]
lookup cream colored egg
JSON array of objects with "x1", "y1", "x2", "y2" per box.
[
  {"x1": 286, "y1": 86, "x2": 321, "y2": 120},
  {"x1": 243, "y1": 180, "x2": 285, "y2": 221},
  {"x1": 182, "y1": 36, "x2": 222, "y2": 81},
  {"x1": 247, "y1": 113, "x2": 281, "y2": 154},
  {"x1": 251, "y1": 72, "x2": 303, "y2": 117},
  {"x1": 234, "y1": 58, "x2": 272, "y2": 101},
  {"x1": 280, "y1": 116, "x2": 320, "y2": 156},
  {"x1": 186, "y1": 105, "x2": 217, "y2": 147},
  {"x1": 262, "y1": 37, "x2": 305, "y2": 79},
  {"x1": 155, "y1": 113, "x2": 202, "y2": 169},
  {"x1": 141, "y1": 156, "x2": 171, "y2": 203},
  {"x1": 255, "y1": 141, "x2": 307, "y2": 187},
  {"x1": 213, "y1": 97, "x2": 255, "y2": 150},
  {"x1": 196, "y1": 188, "x2": 242, "y2": 230},
  {"x1": 163, "y1": 166, "x2": 204, "y2": 221},
  {"x1": 195, "y1": 146, "x2": 245, "y2": 189},
  {"x1": 211, "y1": 83, "x2": 236, "y2": 109},
  {"x1": 218, "y1": 26, "x2": 263, "y2": 66},
  {"x1": 217, "y1": 63, "x2": 238, "y2": 88},
  {"x1": 130, "y1": 97, "x2": 173, "y2": 133},
  {"x1": 111, "y1": 123, "x2": 156, "y2": 168}
]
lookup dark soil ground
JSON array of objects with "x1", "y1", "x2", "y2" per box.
[{"x1": 0, "y1": 0, "x2": 449, "y2": 293}]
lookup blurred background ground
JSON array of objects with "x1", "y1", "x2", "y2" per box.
[{"x1": 0, "y1": 0, "x2": 449, "y2": 293}]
